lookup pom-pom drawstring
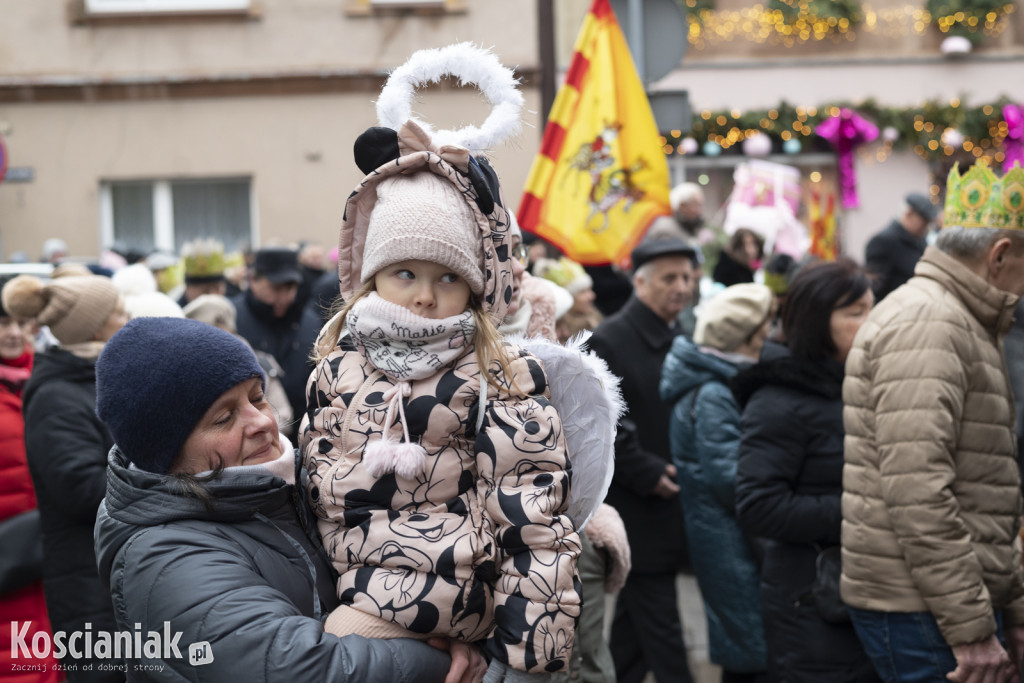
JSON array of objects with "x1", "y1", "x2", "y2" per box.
[{"x1": 363, "y1": 381, "x2": 427, "y2": 478}]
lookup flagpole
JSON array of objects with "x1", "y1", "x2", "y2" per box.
[
  {"x1": 537, "y1": 0, "x2": 556, "y2": 124},
  {"x1": 627, "y1": 0, "x2": 644, "y2": 84}
]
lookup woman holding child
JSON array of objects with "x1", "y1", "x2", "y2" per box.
[{"x1": 92, "y1": 317, "x2": 481, "y2": 682}]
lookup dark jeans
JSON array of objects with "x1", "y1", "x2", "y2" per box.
[{"x1": 848, "y1": 607, "x2": 1005, "y2": 683}]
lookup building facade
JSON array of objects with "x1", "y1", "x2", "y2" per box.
[
  {"x1": 558, "y1": 0, "x2": 1024, "y2": 260},
  {"x1": 0, "y1": 0, "x2": 542, "y2": 261},
  {"x1": 1, "y1": 0, "x2": 1021, "y2": 263}
]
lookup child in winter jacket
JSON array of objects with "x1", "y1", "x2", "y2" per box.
[{"x1": 300, "y1": 45, "x2": 582, "y2": 681}]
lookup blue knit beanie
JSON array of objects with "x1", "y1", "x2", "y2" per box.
[{"x1": 96, "y1": 317, "x2": 265, "y2": 474}]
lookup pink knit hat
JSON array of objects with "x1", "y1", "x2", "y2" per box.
[{"x1": 360, "y1": 172, "x2": 484, "y2": 295}]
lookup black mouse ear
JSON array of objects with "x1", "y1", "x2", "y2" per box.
[
  {"x1": 354, "y1": 127, "x2": 400, "y2": 175},
  {"x1": 467, "y1": 157, "x2": 502, "y2": 216}
]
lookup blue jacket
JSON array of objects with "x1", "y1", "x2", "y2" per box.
[{"x1": 660, "y1": 336, "x2": 766, "y2": 672}]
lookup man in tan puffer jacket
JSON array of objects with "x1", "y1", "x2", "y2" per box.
[{"x1": 842, "y1": 164, "x2": 1024, "y2": 683}]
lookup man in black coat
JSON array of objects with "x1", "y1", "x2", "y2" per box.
[
  {"x1": 232, "y1": 247, "x2": 322, "y2": 441},
  {"x1": 587, "y1": 238, "x2": 697, "y2": 683},
  {"x1": 864, "y1": 192, "x2": 936, "y2": 302}
]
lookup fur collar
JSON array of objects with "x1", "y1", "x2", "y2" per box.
[{"x1": 731, "y1": 351, "x2": 845, "y2": 409}]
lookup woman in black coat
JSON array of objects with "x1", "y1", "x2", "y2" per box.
[
  {"x1": 733, "y1": 259, "x2": 879, "y2": 683},
  {"x1": 713, "y1": 229, "x2": 764, "y2": 287},
  {"x1": 3, "y1": 273, "x2": 129, "y2": 682}
]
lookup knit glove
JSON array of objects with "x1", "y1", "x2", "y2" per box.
[{"x1": 483, "y1": 660, "x2": 551, "y2": 683}]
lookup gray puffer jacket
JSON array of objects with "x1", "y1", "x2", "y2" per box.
[{"x1": 94, "y1": 446, "x2": 452, "y2": 682}]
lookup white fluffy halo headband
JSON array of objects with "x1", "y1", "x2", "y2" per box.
[{"x1": 375, "y1": 42, "x2": 524, "y2": 154}]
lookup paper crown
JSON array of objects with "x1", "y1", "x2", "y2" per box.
[
  {"x1": 534, "y1": 257, "x2": 592, "y2": 295},
  {"x1": 182, "y1": 239, "x2": 226, "y2": 282},
  {"x1": 763, "y1": 270, "x2": 789, "y2": 296},
  {"x1": 944, "y1": 161, "x2": 1024, "y2": 230}
]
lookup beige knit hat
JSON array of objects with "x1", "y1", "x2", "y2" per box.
[
  {"x1": 183, "y1": 293, "x2": 237, "y2": 332},
  {"x1": 359, "y1": 172, "x2": 484, "y2": 295},
  {"x1": 694, "y1": 283, "x2": 774, "y2": 352},
  {"x1": 1, "y1": 274, "x2": 121, "y2": 345}
]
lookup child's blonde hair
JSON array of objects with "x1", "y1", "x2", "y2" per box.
[{"x1": 315, "y1": 280, "x2": 517, "y2": 395}]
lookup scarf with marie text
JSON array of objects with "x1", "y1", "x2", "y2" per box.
[{"x1": 347, "y1": 292, "x2": 475, "y2": 382}]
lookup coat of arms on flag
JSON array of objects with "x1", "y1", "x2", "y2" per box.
[{"x1": 518, "y1": 0, "x2": 670, "y2": 266}]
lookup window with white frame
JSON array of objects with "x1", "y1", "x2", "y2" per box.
[
  {"x1": 368, "y1": 0, "x2": 445, "y2": 6},
  {"x1": 100, "y1": 178, "x2": 255, "y2": 255},
  {"x1": 85, "y1": 0, "x2": 250, "y2": 14}
]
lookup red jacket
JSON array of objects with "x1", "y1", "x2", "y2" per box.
[{"x1": 0, "y1": 348, "x2": 58, "y2": 683}]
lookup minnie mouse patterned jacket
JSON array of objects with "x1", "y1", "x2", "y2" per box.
[
  {"x1": 303, "y1": 340, "x2": 582, "y2": 673},
  {"x1": 302, "y1": 121, "x2": 581, "y2": 674}
]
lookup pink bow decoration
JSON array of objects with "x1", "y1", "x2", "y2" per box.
[
  {"x1": 816, "y1": 108, "x2": 879, "y2": 209},
  {"x1": 1003, "y1": 104, "x2": 1024, "y2": 173},
  {"x1": 397, "y1": 120, "x2": 471, "y2": 172}
]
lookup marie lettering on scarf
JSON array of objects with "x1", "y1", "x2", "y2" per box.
[{"x1": 348, "y1": 292, "x2": 475, "y2": 381}]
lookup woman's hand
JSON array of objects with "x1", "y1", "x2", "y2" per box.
[{"x1": 428, "y1": 638, "x2": 487, "y2": 683}]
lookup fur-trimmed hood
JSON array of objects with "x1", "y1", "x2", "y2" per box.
[{"x1": 337, "y1": 126, "x2": 516, "y2": 326}]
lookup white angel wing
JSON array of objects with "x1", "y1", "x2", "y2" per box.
[{"x1": 507, "y1": 331, "x2": 625, "y2": 529}]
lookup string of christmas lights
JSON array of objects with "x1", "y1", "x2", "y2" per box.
[
  {"x1": 659, "y1": 97, "x2": 1016, "y2": 166},
  {"x1": 682, "y1": 0, "x2": 1015, "y2": 47}
]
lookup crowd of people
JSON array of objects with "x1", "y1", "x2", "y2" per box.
[{"x1": 3, "y1": 47, "x2": 1024, "y2": 683}]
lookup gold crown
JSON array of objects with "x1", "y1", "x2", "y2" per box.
[
  {"x1": 944, "y1": 162, "x2": 1024, "y2": 230},
  {"x1": 534, "y1": 257, "x2": 591, "y2": 294},
  {"x1": 182, "y1": 239, "x2": 226, "y2": 281}
]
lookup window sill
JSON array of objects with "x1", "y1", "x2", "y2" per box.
[
  {"x1": 344, "y1": 0, "x2": 466, "y2": 18},
  {"x1": 68, "y1": 0, "x2": 262, "y2": 26}
]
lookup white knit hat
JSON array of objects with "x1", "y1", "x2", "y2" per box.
[
  {"x1": 694, "y1": 283, "x2": 774, "y2": 352},
  {"x1": 359, "y1": 172, "x2": 484, "y2": 295}
]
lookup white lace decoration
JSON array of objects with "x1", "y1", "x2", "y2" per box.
[{"x1": 375, "y1": 42, "x2": 524, "y2": 153}]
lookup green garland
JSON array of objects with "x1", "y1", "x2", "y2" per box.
[
  {"x1": 926, "y1": 0, "x2": 1015, "y2": 44},
  {"x1": 677, "y1": 0, "x2": 715, "y2": 21},
  {"x1": 672, "y1": 96, "x2": 1015, "y2": 162},
  {"x1": 768, "y1": 0, "x2": 863, "y2": 27}
]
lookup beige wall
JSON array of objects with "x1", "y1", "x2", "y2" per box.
[
  {"x1": 1, "y1": 0, "x2": 1022, "y2": 263},
  {"x1": 0, "y1": 87, "x2": 542, "y2": 260},
  {"x1": 0, "y1": 1, "x2": 539, "y2": 77},
  {"x1": 0, "y1": 0, "x2": 543, "y2": 261}
]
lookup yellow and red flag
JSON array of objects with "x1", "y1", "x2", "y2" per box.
[
  {"x1": 808, "y1": 190, "x2": 838, "y2": 261},
  {"x1": 517, "y1": 0, "x2": 670, "y2": 266}
]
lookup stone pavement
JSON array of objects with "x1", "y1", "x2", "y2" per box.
[{"x1": 605, "y1": 573, "x2": 721, "y2": 683}]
